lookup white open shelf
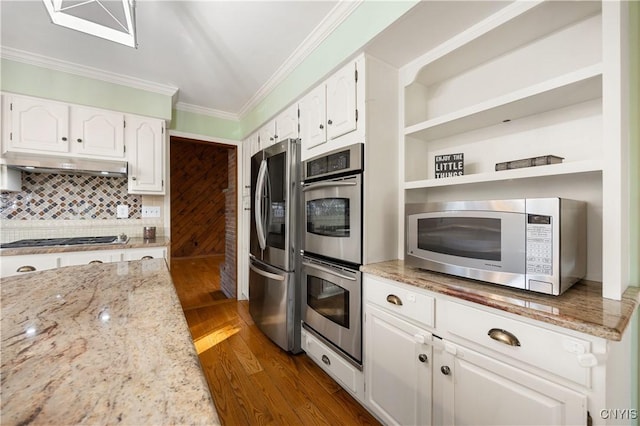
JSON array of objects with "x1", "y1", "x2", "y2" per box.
[
  {"x1": 404, "y1": 64, "x2": 602, "y2": 142},
  {"x1": 404, "y1": 159, "x2": 602, "y2": 190}
]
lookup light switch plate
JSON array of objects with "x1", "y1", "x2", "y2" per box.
[
  {"x1": 117, "y1": 204, "x2": 129, "y2": 218},
  {"x1": 141, "y1": 206, "x2": 161, "y2": 218}
]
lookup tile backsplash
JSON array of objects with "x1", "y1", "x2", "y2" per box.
[
  {"x1": 0, "y1": 172, "x2": 164, "y2": 243},
  {"x1": 1, "y1": 172, "x2": 140, "y2": 220}
]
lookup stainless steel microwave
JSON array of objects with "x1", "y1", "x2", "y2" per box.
[{"x1": 405, "y1": 198, "x2": 586, "y2": 296}]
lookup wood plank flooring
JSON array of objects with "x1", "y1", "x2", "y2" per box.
[{"x1": 170, "y1": 256, "x2": 380, "y2": 426}]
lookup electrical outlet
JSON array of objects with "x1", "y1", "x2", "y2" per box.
[
  {"x1": 141, "y1": 206, "x2": 161, "y2": 218},
  {"x1": 117, "y1": 204, "x2": 129, "y2": 218}
]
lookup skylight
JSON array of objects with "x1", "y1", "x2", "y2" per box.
[{"x1": 42, "y1": 0, "x2": 137, "y2": 48}]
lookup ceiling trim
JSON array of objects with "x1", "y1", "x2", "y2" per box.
[
  {"x1": 174, "y1": 102, "x2": 239, "y2": 121},
  {"x1": 236, "y1": 0, "x2": 363, "y2": 118},
  {"x1": 0, "y1": 46, "x2": 178, "y2": 97}
]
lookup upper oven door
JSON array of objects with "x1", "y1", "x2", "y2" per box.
[{"x1": 302, "y1": 174, "x2": 362, "y2": 265}]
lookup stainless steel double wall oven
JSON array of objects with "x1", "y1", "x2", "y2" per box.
[{"x1": 301, "y1": 143, "x2": 364, "y2": 367}]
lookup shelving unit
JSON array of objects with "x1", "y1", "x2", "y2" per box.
[{"x1": 398, "y1": 0, "x2": 632, "y2": 300}]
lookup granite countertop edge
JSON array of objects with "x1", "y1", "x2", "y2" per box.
[
  {"x1": 361, "y1": 260, "x2": 640, "y2": 342},
  {"x1": 0, "y1": 236, "x2": 170, "y2": 256}
]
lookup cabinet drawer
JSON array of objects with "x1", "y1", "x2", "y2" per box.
[
  {"x1": 445, "y1": 301, "x2": 593, "y2": 387},
  {"x1": 122, "y1": 247, "x2": 166, "y2": 261},
  {"x1": 1, "y1": 254, "x2": 61, "y2": 278},
  {"x1": 302, "y1": 328, "x2": 362, "y2": 397},
  {"x1": 364, "y1": 275, "x2": 435, "y2": 329},
  {"x1": 60, "y1": 250, "x2": 122, "y2": 266}
]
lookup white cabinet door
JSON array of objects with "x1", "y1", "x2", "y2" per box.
[
  {"x1": 275, "y1": 104, "x2": 298, "y2": 142},
  {"x1": 126, "y1": 115, "x2": 165, "y2": 194},
  {"x1": 433, "y1": 342, "x2": 587, "y2": 426},
  {"x1": 326, "y1": 60, "x2": 358, "y2": 140},
  {"x1": 365, "y1": 304, "x2": 432, "y2": 426},
  {"x1": 5, "y1": 95, "x2": 69, "y2": 154},
  {"x1": 258, "y1": 119, "x2": 276, "y2": 149},
  {"x1": 299, "y1": 84, "x2": 327, "y2": 151},
  {"x1": 71, "y1": 106, "x2": 125, "y2": 158}
]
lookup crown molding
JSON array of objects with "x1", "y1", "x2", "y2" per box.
[
  {"x1": 236, "y1": 0, "x2": 363, "y2": 118},
  {"x1": 0, "y1": 46, "x2": 178, "y2": 97},
  {"x1": 174, "y1": 102, "x2": 240, "y2": 121}
]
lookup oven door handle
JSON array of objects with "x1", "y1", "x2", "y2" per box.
[
  {"x1": 302, "y1": 180, "x2": 357, "y2": 192},
  {"x1": 249, "y1": 262, "x2": 285, "y2": 281},
  {"x1": 302, "y1": 261, "x2": 357, "y2": 281},
  {"x1": 254, "y1": 159, "x2": 268, "y2": 250}
]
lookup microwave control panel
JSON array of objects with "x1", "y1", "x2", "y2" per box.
[{"x1": 526, "y1": 214, "x2": 553, "y2": 276}]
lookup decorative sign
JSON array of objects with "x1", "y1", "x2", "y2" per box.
[{"x1": 434, "y1": 153, "x2": 464, "y2": 178}]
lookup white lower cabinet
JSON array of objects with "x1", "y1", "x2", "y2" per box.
[
  {"x1": 1, "y1": 247, "x2": 167, "y2": 278},
  {"x1": 364, "y1": 304, "x2": 432, "y2": 426},
  {"x1": 1, "y1": 253, "x2": 61, "y2": 277},
  {"x1": 433, "y1": 341, "x2": 586, "y2": 426}
]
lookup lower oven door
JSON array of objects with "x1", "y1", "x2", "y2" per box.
[
  {"x1": 302, "y1": 256, "x2": 362, "y2": 364},
  {"x1": 303, "y1": 174, "x2": 362, "y2": 265}
]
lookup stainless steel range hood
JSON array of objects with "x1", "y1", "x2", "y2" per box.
[{"x1": 2, "y1": 154, "x2": 128, "y2": 178}]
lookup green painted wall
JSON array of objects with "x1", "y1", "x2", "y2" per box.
[
  {"x1": 0, "y1": 59, "x2": 172, "y2": 120},
  {"x1": 169, "y1": 109, "x2": 241, "y2": 141},
  {"x1": 240, "y1": 0, "x2": 418, "y2": 137}
]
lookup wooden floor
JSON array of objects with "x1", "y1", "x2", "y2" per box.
[{"x1": 170, "y1": 256, "x2": 380, "y2": 426}]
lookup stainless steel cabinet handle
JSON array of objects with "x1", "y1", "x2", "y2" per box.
[
  {"x1": 327, "y1": 119, "x2": 333, "y2": 125},
  {"x1": 418, "y1": 354, "x2": 428, "y2": 363},
  {"x1": 319, "y1": 124, "x2": 324, "y2": 129},
  {"x1": 321, "y1": 355, "x2": 331, "y2": 366},
  {"x1": 302, "y1": 261, "x2": 356, "y2": 281},
  {"x1": 62, "y1": 137, "x2": 68, "y2": 141},
  {"x1": 77, "y1": 138, "x2": 83, "y2": 143},
  {"x1": 488, "y1": 328, "x2": 521, "y2": 347},
  {"x1": 302, "y1": 180, "x2": 357, "y2": 192},
  {"x1": 132, "y1": 176, "x2": 137, "y2": 181},
  {"x1": 386, "y1": 294, "x2": 403, "y2": 306},
  {"x1": 441, "y1": 366, "x2": 451, "y2": 375},
  {"x1": 16, "y1": 265, "x2": 36, "y2": 273},
  {"x1": 141, "y1": 256, "x2": 153, "y2": 260},
  {"x1": 88, "y1": 260, "x2": 103, "y2": 264}
]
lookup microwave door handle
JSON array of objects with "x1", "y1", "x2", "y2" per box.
[
  {"x1": 302, "y1": 180, "x2": 358, "y2": 192},
  {"x1": 302, "y1": 261, "x2": 357, "y2": 281},
  {"x1": 250, "y1": 262, "x2": 285, "y2": 281},
  {"x1": 255, "y1": 159, "x2": 268, "y2": 250}
]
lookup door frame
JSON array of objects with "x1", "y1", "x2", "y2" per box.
[{"x1": 168, "y1": 130, "x2": 243, "y2": 298}]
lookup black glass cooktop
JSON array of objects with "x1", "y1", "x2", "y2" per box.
[{"x1": 0, "y1": 236, "x2": 119, "y2": 249}]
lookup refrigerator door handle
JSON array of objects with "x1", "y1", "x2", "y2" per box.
[
  {"x1": 254, "y1": 159, "x2": 268, "y2": 250},
  {"x1": 250, "y1": 262, "x2": 285, "y2": 281}
]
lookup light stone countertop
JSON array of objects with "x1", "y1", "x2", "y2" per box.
[
  {"x1": 0, "y1": 236, "x2": 170, "y2": 256},
  {"x1": 361, "y1": 260, "x2": 639, "y2": 341},
  {"x1": 0, "y1": 258, "x2": 220, "y2": 425}
]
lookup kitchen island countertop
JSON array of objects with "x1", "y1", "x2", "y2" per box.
[
  {"x1": 0, "y1": 258, "x2": 219, "y2": 425},
  {"x1": 362, "y1": 260, "x2": 639, "y2": 341}
]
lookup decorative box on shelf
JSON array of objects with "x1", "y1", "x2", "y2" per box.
[
  {"x1": 435, "y1": 153, "x2": 464, "y2": 178},
  {"x1": 495, "y1": 155, "x2": 564, "y2": 171}
]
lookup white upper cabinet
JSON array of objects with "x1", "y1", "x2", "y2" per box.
[
  {"x1": 275, "y1": 103, "x2": 299, "y2": 142},
  {"x1": 71, "y1": 106, "x2": 125, "y2": 158},
  {"x1": 299, "y1": 57, "x2": 362, "y2": 161},
  {"x1": 299, "y1": 84, "x2": 327, "y2": 150},
  {"x1": 126, "y1": 115, "x2": 165, "y2": 194},
  {"x1": 3, "y1": 94, "x2": 125, "y2": 159},
  {"x1": 326, "y1": 61, "x2": 358, "y2": 140},
  {"x1": 4, "y1": 94, "x2": 69, "y2": 154},
  {"x1": 258, "y1": 119, "x2": 276, "y2": 149}
]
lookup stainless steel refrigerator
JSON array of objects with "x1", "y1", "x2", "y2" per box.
[{"x1": 249, "y1": 138, "x2": 301, "y2": 353}]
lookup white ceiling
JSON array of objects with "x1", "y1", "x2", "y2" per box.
[{"x1": 0, "y1": 1, "x2": 510, "y2": 120}]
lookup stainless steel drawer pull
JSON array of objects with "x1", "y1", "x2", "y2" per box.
[
  {"x1": 16, "y1": 265, "x2": 36, "y2": 273},
  {"x1": 386, "y1": 294, "x2": 403, "y2": 306},
  {"x1": 141, "y1": 256, "x2": 153, "y2": 260},
  {"x1": 321, "y1": 354, "x2": 331, "y2": 366},
  {"x1": 88, "y1": 260, "x2": 103, "y2": 264},
  {"x1": 440, "y1": 365, "x2": 451, "y2": 375},
  {"x1": 488, "y1": 328, "x2": 521, "y2": 347},
  {"x1": 418, "y1": 354, "x2": 428, "y2": 363}
]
